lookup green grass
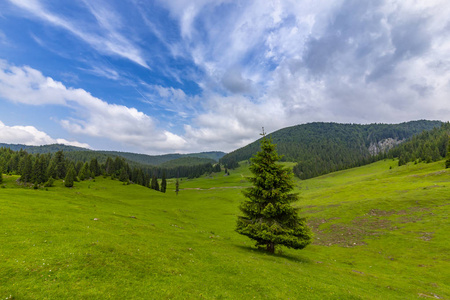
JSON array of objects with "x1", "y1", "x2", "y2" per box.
[{"x1": 0, "y1": 160, "x2": 449, "y2": 299}]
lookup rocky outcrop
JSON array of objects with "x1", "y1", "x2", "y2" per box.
[{"x1": 368, "y1": 138, "x2": 404, "y2": 156}]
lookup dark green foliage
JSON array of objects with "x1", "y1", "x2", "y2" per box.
[
  {"x1": 54, "y1": 151, "x2": 67, "y2": 179},
  {"x1": 78, "y1": 162, "x2": 90, "y2": 181},
  {"x1": 0, "y1": 172, "x2": 3, "y2": 184},
  {"x1": 388, "y1": 122, "x2": 450, "y2": 166},
  {"x1": 221, "y1": 120, "x2": 442, "y2": 179},
  {"x1": 119, "y1": 168, "x2": 129, "y2": 182},
  {"x1": 32, "y1": 154, "x2": 48, "y2": 184},
  {"x1": 44, "y1": 177, "x2": 54, "y2": 187},
  {"x1": 159, "y1": 157, "x2": 216, "y2": 168},
  {"x1": 19, "y1": 154, "x2": 33, "y2": 183},
  {"x1": 161, "y1": 173, "x2": 167, "y2": 193},
  {"x1": 64, "y1": 165, "x2": 76, "y2": 187},
  {"x1": 213, "y1": 163, "x2": 221, "y2": 172},
  {"x1": 236, "y1": 137, "x2": 312, "y2": 253},
  {"x1": 90, "y1": 158, "x2": 101, "y2": 176},
  {"x1": 175, "y1": 178, "x2": 179, "y2": 195},
  {"x1": 151, "y1": 175, "x2": 159, "y2": 191}
]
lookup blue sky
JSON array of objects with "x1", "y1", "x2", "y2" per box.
[{"x1": 0, "y1": 0, "x2": 449, "y2": 154}]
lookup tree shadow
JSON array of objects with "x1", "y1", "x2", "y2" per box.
[{"x1": 235, "y1": 244, "x2": 312, "y2": 264}]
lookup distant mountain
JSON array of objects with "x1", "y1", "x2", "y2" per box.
[
  {"x1": 0, "y1": 143, "x2": 89, "y2": 153},
  {"x1": 220, "y1": 120, "x2": 443, "y2": 179},
  {"x1": 0, "y1": 143, "x2": 226, "y2": 167}
]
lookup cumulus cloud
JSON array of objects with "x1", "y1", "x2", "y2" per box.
[
  {"x1": 0, "y1": 121, "x2": 90, "y2": 148},
  {"x1": 0, "y1": 60, "x2": 187, "y2": 153},
  {"x1": 161, "y1": 0, "x2": 450, "y2": 151}
]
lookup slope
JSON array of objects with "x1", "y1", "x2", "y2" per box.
[{"x1": 0, "y1": 158, "x2": 448, "y2": 299}]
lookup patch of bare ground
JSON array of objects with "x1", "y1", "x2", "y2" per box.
[
  {"x1": 308, "y1": 207, "x2": 436, "y2": 247},
  {"x1": 410, "y1": 170, "x2": 448, "y2": 178},
  {"x1": 419, "y1": 232, "x2": 434, "y2": 241},
  {"x1": 308, "y1": 215, "x2": 392, "y2": 247}
]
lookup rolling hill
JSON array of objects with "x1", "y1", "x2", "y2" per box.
[
  {"x1": 1, "y1": 157, "x2": 448, "y2": 299},
  {"x1": 220, "y1": 120, "x2": 443, "y2": 178}
]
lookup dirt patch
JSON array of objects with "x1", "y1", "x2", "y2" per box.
[
  {"x1": 308, "y1": 215, "x2": 391, "y2": 247},
  {"x1": 366, "y1": 209, "x2": 407, "y2": 217},
  {"x1": 419, "y1": 232, "x2": 434, "y2": 241}
]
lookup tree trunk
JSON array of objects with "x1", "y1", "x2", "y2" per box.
[{"x1": 267, "y1": 242, "x2": 275, "y2": 254}]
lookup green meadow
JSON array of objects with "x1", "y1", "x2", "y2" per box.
[{"x1": 1, "y1": 159, "x2": 449, "y2": 299}]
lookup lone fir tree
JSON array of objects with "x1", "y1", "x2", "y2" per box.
[{"x1": 236, "y1": 130, "x2": 312, "y2": 253}]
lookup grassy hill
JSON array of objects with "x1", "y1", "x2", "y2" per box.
[{"x1": 0, "y1": 159, "x2": 449, "y2": 299}]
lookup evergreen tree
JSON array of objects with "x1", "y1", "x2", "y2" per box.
[
  {"x1": 0, "y1": 172, "x2": 3, "y2": 184},
  {"x1": 32, "y1": 154, "x2": 47, "y2": 184},
  {"x1": 19, "y1": 154, "x2": 33, "y2": 183},
  {"x1": 78, "y1": 162, "x2": 90, "y2": 181},
  {"x1": 44, "y1": 177, "x2": 54, "y2": 187},
  {"x1": 54, "y1": 151, "x2": 66, "y2": 179},
  {"x1": 119, "y1": 168, "x2": 129, "y2": 182},
  {"x1": 175, "y1": 178, "x2": 179, "y2": 195},
  {"x1": 151, "y1": 175, "x2": 159, "y2": 191},
  {"x1": 64, "y1": 165, "x2": 76, "y2": 187},
  {"x1": 89, "y1": 158, "x2": 100, "y2": 176},
  {"x1": 446, "y1": 141, "x2": 450, "y2": 169},
  {"x1": 236, "y1": 135, "x2": 312, "y2": 254},
  {"x1": 161, "y1": 172, "x2": 167, "y2": 193}
]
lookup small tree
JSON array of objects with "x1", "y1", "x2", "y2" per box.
[
  {"x1": 236, "y1": 133, "x2": 312, "y2": 254},
  {"x1": 175, "y1": 178, "x2": 179, "y2": 195},
  {"x1": 151, "y1": 175, "x2": 159, "y2": 191},
  {"x1": 161, "y1": 172, "x2": 167, "y2": 193},
  {"x1": 64, "y1": 165, "x2": 76, "y2": 187},
  {"x1": 78, "y1": 162, "x2": 89, "y2": 181},
  {"x1": 0, "y1": 172, "x2": 3, "y2": 184},
  {"x1": 446, "y1": 140, "x2": 450, "y2": 169}
]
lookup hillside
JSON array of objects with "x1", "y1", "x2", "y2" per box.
[
  {"x1": 0, "y1": 158, "x2": 448, "y2": 299},
  {"x1": 0, "y1": 143, "x2": 225, "y2": 166},
  {"x1": 220, "y1": 120, "x2": 442, "y2": 179}
]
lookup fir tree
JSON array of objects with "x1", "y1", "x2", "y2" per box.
[
  {"x1": 78, "y1": 162, "x2": 90, "y2": 181},
  {"x1": 446, "y1": 140, "x2": 450, "y2": 169},
  {"x1": 119, "y1": 168, "x2": 129, "y2": 182},
  {"x1": 236, "y1": 134, "x2": 312, "y2": 254},
  {"x1": 0, "y1": 172, "x2": 3, "y2": 184},
  {"x1": 151, "y1": 175, "x2": 159, "y2": 191},
  {"x1": 19, "y1": 154, "x2": 33, "y2": 183},
  {"x1": 64, "y1": 165, "x2": 76, "y2": 187},
  {"x1": 175, "y1": 178, "x2": 179, "y2": 195},
  {"x1": 161, "y1": 172, "x2": 167, "y2": 193},
  {"x1": 54, "y1": 151, "x2": 66, "y2": 179}
]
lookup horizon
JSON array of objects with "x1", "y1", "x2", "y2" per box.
[
  {"x1": 0, "y1": 119, "x2": 444, "y2": 156},
  {"x1": 1, "y1": 1, "x2": 450, "y2": 154}
]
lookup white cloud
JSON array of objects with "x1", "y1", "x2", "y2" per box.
[
  {"x1": 7, "y1": 0, "x2": 149, "y2": 68},
  {"x1": 170, "y1": 0, "x2": 450, "y2": 151},
  {"x1": 0, "y1": 60, "x2": 187, "y2": 153},
  {"x1": 0, "y1": 120, "x2": 90, "y2": 148}
]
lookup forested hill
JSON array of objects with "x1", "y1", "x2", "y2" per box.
[
  {"x1": 0, "y1": 143, "x2": 225, "y2": 166},
  {"x1": 220, "y1": 120, "x2": 443, "y2": 179}
]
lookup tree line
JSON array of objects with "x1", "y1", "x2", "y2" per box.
[
  {"x1": 386, "y1": 122, "x2": 450, "y2": 166},
  {"x1": 0, "y1": 148, "x2": 221, "y2": 190}
]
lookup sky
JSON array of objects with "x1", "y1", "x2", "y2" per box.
[{"x1": 0, "y1": 0, "x2": 449, "y2": 154}]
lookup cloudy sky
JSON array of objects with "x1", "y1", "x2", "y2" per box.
[{"x1": 0, "y1": 0, "x2": 449, "y2": 154}]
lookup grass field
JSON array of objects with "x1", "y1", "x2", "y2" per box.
[{"x1": 0, "y1": 159, "x2": 449, "y2": 299}]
